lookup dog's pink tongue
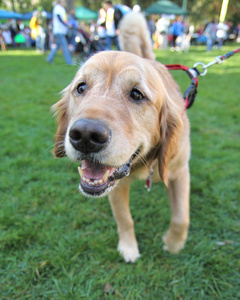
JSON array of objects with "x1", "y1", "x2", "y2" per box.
[{"x1": 81, "y1": 160, "x2": 115, "y2": 180}]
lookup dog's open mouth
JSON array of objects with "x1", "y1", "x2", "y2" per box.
[{"x1": 77, "y1": 151, "x2": 139, "y2": 196}]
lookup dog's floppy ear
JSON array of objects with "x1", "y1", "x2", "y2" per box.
[
  {"x1": 158, "y1": 98, "x2": 183, "y2": 186},
  {"x1": 51, "y1": 85, "x2": 70, "y2": 157},
  {"x1": 150, "y1": 61, "x2": 183, "y2": 186}
]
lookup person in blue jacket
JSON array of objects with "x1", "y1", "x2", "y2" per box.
[{"x1": 170, "y1": 16, "x2": 184, "y2": 48}]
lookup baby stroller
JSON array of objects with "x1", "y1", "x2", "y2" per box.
[{"x1": 75, "y1": 29, "x2": 105, "y2": 61}]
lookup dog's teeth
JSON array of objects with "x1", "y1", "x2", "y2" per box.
[
  {"x1": 78, "y1": 166, "x2": 83, "y2": 178},
  {"x1": 103, "y1": 170, "x2": 110, "y2": 182},
  {"x1": 81, "y1": 173, "x2": 108, "y2": 186}
]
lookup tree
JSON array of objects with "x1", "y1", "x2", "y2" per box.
[
  {"x1": 189, "y1": 0, "x2": 240, "y2": 26},
  {"x1": 123, "y1": 0, "x2": 133, "y2": 8},
  {"x1": 0, "y1": 0, "x2": 239, "y2": 27}
]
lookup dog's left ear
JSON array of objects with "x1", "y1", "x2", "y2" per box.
[
  {"x1": 51, "y1": 85, "x2": 70, "y2": 157},
  {"x1": 150, "y1": 61, "x2": 183, "y2": 186},
  {"x1": 158, "y1": 99, "x2": 183, "y2": 186}
]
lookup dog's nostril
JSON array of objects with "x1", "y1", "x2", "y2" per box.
[
  {"x1": 69, "y1": 119, "x2": 111, "y2": 153},
  {"x1": 69, "y1": 129, "x2": 82, "y2": 141},
  {"x1": 91, "y1": 131, "x2": 108, "y2": 144}
]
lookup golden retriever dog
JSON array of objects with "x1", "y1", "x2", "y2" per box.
[
  {"x1": 118, "y1": 11, "x2": 155, "y2": 60},
  {"x1": 52, "y1": 50, "x2": 191, "y2": 263}
]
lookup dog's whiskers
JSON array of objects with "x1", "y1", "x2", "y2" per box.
[
  {"x1": 135, "y1": 152, "x2": 148, "y2": 169},
  {"x1": 45, "y1": 141, "x2": 64, "y2": 152}
]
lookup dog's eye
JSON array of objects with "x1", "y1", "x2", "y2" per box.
[
  {"x1": 76, "y1": 82, "x2": 86, "y2": 94},
  {"x1": 130, "y1": 88, "x2": 144, "y2": 101}
]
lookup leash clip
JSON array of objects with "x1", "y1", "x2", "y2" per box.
[
  {"x1": 193, "y1": 62, "x2": 208, "y2": 76},
  {"x1": 194, "y1": 56, "x2": 224, "y2": 76},
  {"x1": 205, "y1": 55, "x2": 224, "y2": 69}
]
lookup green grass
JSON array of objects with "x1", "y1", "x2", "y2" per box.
[{"x1": 0, "y1": 45, "x2": 240, "y2": 299}]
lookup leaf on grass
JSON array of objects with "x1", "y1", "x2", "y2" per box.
[
  {"x1": 40, "y1": 260, "x2": 47, "y2": 267},
  {"x1": 104, "y1": 282, "x2": 115, "y2": 294},
  {"x1": 26, "y1": 237, "x2": 31, "y2": 246},
  {"x1": 225, "y1": 240, "x2": 234, "y2": 244},
  {"x1": 177, "y1": 294, "x2": 183, "y2": 300},
  {"x1": 35, "y1": 268, "x2": 40, "y2": 278},
  {"x1": 215, "y1": 240, "x2": 234, "y2": 246}
]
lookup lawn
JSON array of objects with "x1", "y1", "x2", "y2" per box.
[{"x1": 0, "y1": 45, "x2": 239, "y2": 299}]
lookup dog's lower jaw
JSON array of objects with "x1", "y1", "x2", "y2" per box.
[{"x1": 78, "y1": 181, "x2": 116, "y2": 198}]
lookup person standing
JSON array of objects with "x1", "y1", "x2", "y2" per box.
[
  {"x1": 47, "y1": 0, "x2": 72, "y2": 65},
  {"x1": 216, "y1": 20, "x2": 229, "y2": 49},
  {"x1": 97, "y1": 7, "x2": 107, "y2": 49},
  {"x1": 156, "y1": 16, "x2": 170, "y2": 49},
  {"x1": 148, "y1": 15, "x2": 156, "y2": 44},
  {"x1": 204, "y1": 18, "x2": 218, "y2": 52},
  {"x1": 170, "y1": 16, "x2": 184, "y2": 49},
  {"x1": 234, "y1": 23, "x2": 240, "y2": 42},
  {"x1": 29, "y1": 11, "x2": 39, "y2": 45},
  {"x1": 36, "y1": 6, "x2": 48, "y2": 53},
  {"x1": 104, "y1": 1, "x2": 120, "y2": 50},
  {"x1": 67, "y1": 9, "x2": 78, "y2": 53}
]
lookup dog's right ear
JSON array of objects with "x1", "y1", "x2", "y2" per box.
[
  {"x1": 51, "y1": 86, "x2": 70, "y2": 157},
  {"x1": 148, "y1": 61, "x2": 183, "y2": 186}
]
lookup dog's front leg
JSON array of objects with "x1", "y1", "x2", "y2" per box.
[
  {"x1": 108, "y1": 183, "x2": 140, "y2": 263},
  {"x1": 163, "y1": 164, "x2": 190, "y2": 254}
]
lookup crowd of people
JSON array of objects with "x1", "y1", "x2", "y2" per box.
[
  {"x1": 1, "y1": 0, "x2": 239, "y2": 59},
  {"x1": 0, "y1": 19, "x2": 32, "y2": 50}
]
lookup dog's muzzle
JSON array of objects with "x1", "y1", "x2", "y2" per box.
[{"x1": 69, "y1": 118, "x2": 139, "y2": 197}]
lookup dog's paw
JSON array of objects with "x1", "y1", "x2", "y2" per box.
[
  {"x1": 118, "y1": 242, "x2": 140, "y2": 263},
  {"x1": 162, "y1": 230, "x2": 187, "y2": 254}
]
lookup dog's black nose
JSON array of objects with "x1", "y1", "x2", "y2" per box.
[{"x1": 69, "y1": 119, "x2": 111, "y2": 154}]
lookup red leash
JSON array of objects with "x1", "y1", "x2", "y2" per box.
[
  {"x1": 165, "y1": 63, "x2": 199, "y2": 111},
  {"x1": 165, "y1": 47, "x2": 240, "y2": 111}
]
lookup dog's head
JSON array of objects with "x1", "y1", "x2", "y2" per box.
[{"x1": 52, "y1": 51, "x2": 183, "y2": 197}]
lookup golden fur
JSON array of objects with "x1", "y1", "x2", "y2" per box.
[
  {"x1": 118, "y1": 11, "x2": 155, "y2": 60},
  {"x1": 52, "y1": 50, "x2": 191, "y2": 262}
]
